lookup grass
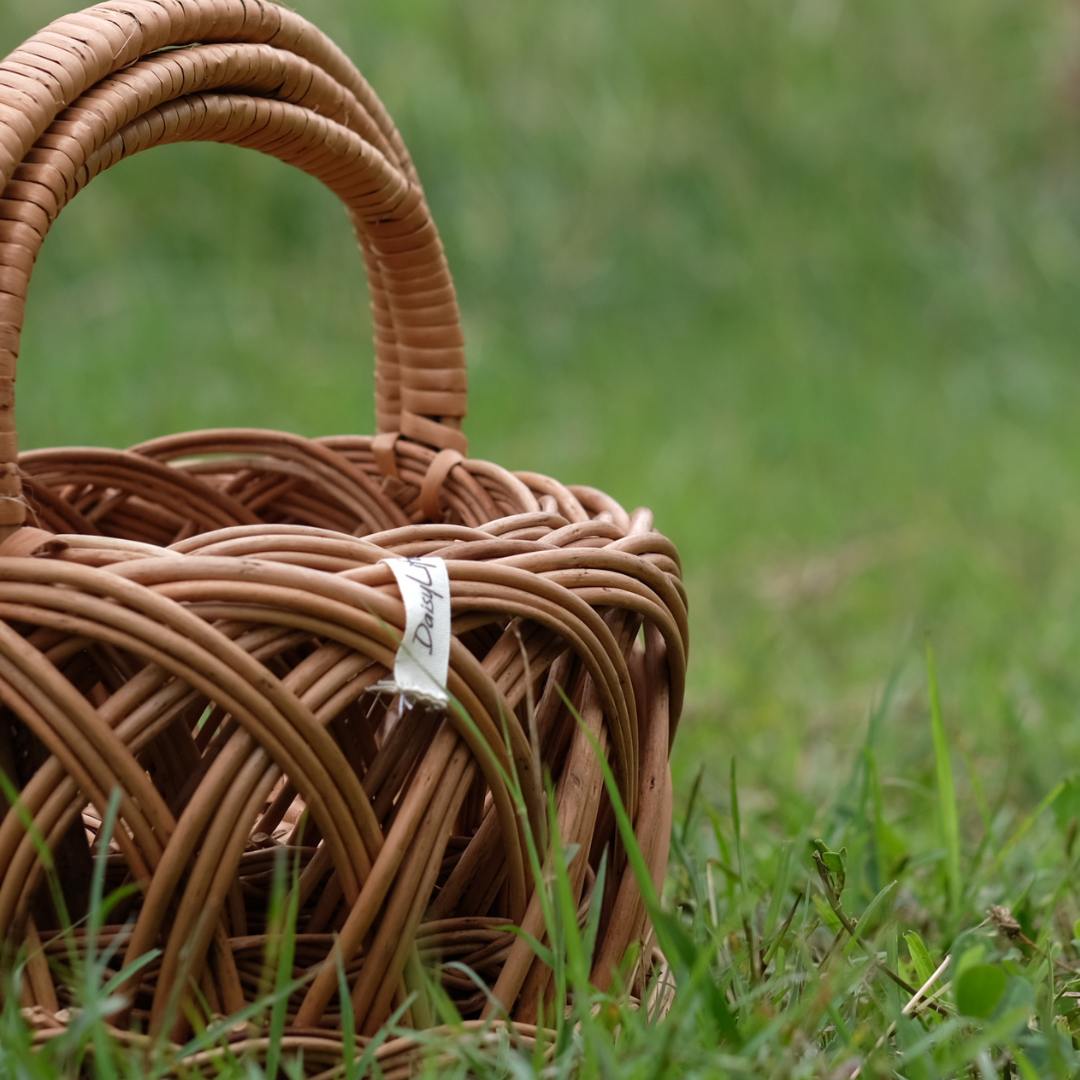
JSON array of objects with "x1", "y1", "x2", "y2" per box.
[
  {"x1": 3, "y1": 0, "x2": 1080, "y2": 1073},
  {"x1": 6, "y1": 687, "x2": 1080, "y2": 1075}
]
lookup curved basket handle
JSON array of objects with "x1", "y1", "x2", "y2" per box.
[{"x1": 0, "y1": 0, "x2": 469, "y2": 533}]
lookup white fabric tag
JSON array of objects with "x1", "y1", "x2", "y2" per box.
[{"x1": 375, "y1": 556, "x2": 451, "y2": 708}]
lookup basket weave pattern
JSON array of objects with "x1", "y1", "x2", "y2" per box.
[{"x1": 0, "y1": 0, "x2": 686, "y2": 1060}]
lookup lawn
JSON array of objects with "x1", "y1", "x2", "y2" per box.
[{"x1": 5, "y1": 0, "x2": 1080, "y2": 1074}]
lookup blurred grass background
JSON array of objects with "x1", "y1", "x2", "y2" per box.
[{"x1": 5, "y1": 0, "x2": 1080, "y2": 835}]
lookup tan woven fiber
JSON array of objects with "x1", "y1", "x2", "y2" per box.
[{"x1": 0, "y1": 1, "x2": 687, "y2": 1070}]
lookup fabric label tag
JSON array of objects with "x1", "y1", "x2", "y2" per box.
[{"x1": 376, "y1": 556, "x2": 451, "y2": 707}]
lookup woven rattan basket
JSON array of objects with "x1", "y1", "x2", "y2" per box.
[{"x1": 0, "y1": 0, "x2": 686, "y2": 1068}]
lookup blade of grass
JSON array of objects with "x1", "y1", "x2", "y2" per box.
[{"x1": 927, "y1": 644, "x2": 961, "y2": 918}]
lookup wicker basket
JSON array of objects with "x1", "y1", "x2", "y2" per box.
[{"x1": 0, "y1": 0, "x2": 686, "y2": 1066}]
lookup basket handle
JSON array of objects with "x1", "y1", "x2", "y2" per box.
[{"x1": 0, "y1": 0, "x2": 469, "y2": 532}]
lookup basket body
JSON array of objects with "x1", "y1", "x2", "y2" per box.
[{"x1": 0, "y1": 1, "x2": 686, "y2": 1068}]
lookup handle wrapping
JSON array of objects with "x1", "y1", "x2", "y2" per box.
[{"x1": 0, "y1": 0, "x2": 470, "y2": 531}]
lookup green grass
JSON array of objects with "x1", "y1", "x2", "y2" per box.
[
  {"x1": 6, "y1": 691, "x2": 1080, "y2": 1076},
  {"x1": 5, "y1": 0, "x2": 1080, "y2": 1073}
]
